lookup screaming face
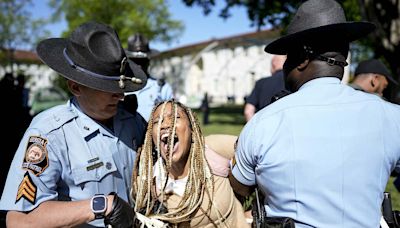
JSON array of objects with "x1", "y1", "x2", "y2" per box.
[{"x1": 152, "y1": 102, "x2": 192, "y2": 171}]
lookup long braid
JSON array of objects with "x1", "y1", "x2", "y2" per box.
[{"x1": 132, "y1": 100, "x2": 215, "y2": 225}]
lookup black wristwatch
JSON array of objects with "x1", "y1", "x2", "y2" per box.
[{"x1": 91, "y1": 194, "x2": 107, "y2": 219}]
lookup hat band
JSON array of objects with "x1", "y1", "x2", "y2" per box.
[
  {"x1": 63, "y1": 48, "x2": 143, "y2": 88},
  {"x1": 126, "y1": 51, "x2": 148, "y2": 58}
]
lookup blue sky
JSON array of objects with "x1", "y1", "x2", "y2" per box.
[{"x1": 30, "y1": 1, "x2": 267, "y2": 51}]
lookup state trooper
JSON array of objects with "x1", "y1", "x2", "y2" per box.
[
  {"x1": 229, "y1": 0, "x2": 400, "y2": 227},
  {"x1": 125, "y1": 33, "x2": 173, "y2": 122},
  {"x1": 350, "y1": 58, "x2": 398, "y2": 98},
  {"x1": 0, "y1": 22, "x2": 147, "y2": 228}
]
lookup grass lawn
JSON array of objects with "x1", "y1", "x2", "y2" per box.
[{"x1": 194, "y1": 104, "x2": 400, "y2": 210}]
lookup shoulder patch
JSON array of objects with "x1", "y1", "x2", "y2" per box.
[
  {"x1": 16, "y1": 172, "x2": 37, "y2": 205},
  {"x1": 22, "y1": 136, "x2": 49, "y2": 176}
]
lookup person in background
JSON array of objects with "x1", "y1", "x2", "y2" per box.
[
  {"x1": 244, "y1": 55, "x2": 287, "y2": 122},
  {"x1": 15, "y1": 74, "x2": 32, "y2": 142},
  {"x1": 200, "y1": 92, "x2": 210, "y2": 125},
  {"x1": 350, "y1": 59, "x2": 400, "y2": 193},
  {"x1": 230, "y1": 0, "x2": 399, "y2": 227},
  {"x1": 131, "y1": 100, "x2": 249, "y2": 227},
  {"x1": 125, "y1": 33, "x2": 173, "y2": 122},
  {"x1": 350, "y1": 58, "x2": 398, "y2": 97},
  {"x1": 0, "y1": 73, "x2": 20, "y2": 199},
  {"x1": 0, "y1": 21, "x2": 148, "y2": 228}
]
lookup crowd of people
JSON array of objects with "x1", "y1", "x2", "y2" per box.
[{"x1": 0, "y1": 0, "x2": 399, "y2": 227}]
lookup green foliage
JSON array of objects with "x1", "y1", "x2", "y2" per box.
[
  {"x1": 386, "y1": 177, "x2": 400, "y2": 210},
  {"x1": 49, "y1": 0, "x2": 184, "y2": 46},
  {"x1": 0, "y1": 0, "x2": 50, "y2": 66},
  {"x1": 194, "y1": 104, "x2": 246, "y2": 136},
  {"x1": 183, "y1": 0, "x2": 400, "y2": 102}
]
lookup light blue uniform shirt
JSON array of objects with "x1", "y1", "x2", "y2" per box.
[
  {"x1": 233, "y1": 77, "x2": 400, "y2": 228},
  {"x1": 127, "y1": 77, "x2": 173, "y2": 122},
  {"x1": 0, "y1": 98, "x2": 146, "y2": 227}
]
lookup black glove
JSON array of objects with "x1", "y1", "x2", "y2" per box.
[{"x1": 104, "y1": 192, "x2": 135, "y2": 228}]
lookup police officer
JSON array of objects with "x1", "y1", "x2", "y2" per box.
[
  {"x1": 229, "y1": 0, "x2": 400, "y2": 227},
  {"x1": 125, "y1": 33, "x2": 173, "y2": 122},
  {"x1": 350, "y1": 58, "x2": 398, "y2": 97},
  {"x1": 244, "y1": 55, "x2": 286, "y2": 122},
  {"x1": 0, "y1": 22, "x2": 147, "y2": 227}
]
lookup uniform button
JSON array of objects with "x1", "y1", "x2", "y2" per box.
[
  {"x1": 96, "y1": 174, "x2": 100, "y2": 179},
  {"x1": 106, "y1": 162, "x2": 112, "y2": 170}
]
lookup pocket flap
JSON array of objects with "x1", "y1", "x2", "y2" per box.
[{"x1": 71, "y1": 156, "x2": 117, "y2": 185}]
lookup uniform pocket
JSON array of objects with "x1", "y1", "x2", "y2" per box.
[{"x1": 71, "y1": 156, "x2": 117, "y2": 185}]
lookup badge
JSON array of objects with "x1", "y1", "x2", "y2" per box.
[
  {"x1": 16, "y1": 172, "x2": 37, "y2": 205},
  {"x1": 22, "y1": 136, "x2": 49, "y2": 176}
]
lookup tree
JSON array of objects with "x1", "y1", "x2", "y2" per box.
[
  {"x1": 49, "y1": 0, "x2": 184, "y2": 46},
  {"x1": 0, "y1": 0, "x2": 49, "y2": 71},
  {"x1": 182, "y1": 0, "x2": 400, "y2": 102}
]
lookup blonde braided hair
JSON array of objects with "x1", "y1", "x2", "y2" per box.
[{"x1": 132, "y1": 100, "x2": 214, "y2": 225}]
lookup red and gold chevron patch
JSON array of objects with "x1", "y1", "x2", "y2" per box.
[{"x1": 16, "y1": 172, "x2": 37, "y2": 205}]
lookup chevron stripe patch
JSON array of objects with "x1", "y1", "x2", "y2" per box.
[{"x1": 16, "y1": 172, "x2": 37, "y2": 204}]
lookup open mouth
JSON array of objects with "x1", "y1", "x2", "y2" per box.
[{"x1": 160, "y1": 132, "x2": 179, "y2": 154}]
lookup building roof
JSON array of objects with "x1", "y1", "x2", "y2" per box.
[
  {"x1": 13, "y1": 50, "x2": 41, "y2": 63},
  {"x1": 1, "y1": 49, "x2": 41, "y2": 64},
  {"x1": 153, "y1": 28, "x2": 280, "y2": 59}
]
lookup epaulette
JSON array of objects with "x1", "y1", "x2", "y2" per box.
[{"x1": 30, "y1": 105, "x2": 77, "y2": 134}]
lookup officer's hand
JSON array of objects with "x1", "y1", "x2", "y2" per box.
[{"x1": 104, "y1": 192, "x2": 135, "y2": 228}]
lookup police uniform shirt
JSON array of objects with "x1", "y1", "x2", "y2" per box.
[
  {"x1": 131, "y1": 77, "x2": 173, "y2": 122},
  {"x1": 233, "y1": 77, "x2": 400, "y2": 228},
  {"x1": 0, "y1": 98, "x2": 146, "y2": 227}
]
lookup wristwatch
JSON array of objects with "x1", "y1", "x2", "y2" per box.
[{"x1": 91, "y1": 194, "x2": 107, "y2": 219}]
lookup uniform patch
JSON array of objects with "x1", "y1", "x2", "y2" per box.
[
  {"x1": 16, "y1": 172, "x2": 37, "y2": 204},
  {"x1": 22, "y1": 136, "x2": 49, "y2": 176}
]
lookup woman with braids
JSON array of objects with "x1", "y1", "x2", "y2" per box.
[{"x1": 131, "y1": 100, "x2": 249, "y2": 227}]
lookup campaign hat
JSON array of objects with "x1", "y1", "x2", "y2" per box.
[
  {"x1": 265, "y1": 0, "x2": 375, "y2": 54},
  {"x1": 36, "y1": 21, "x2": 147, "y2": 93},
  {"x1": 125, "y1": 33, "x2": 160, "y2": 59},
  {"x1": 355, "y1": 59, "x2": 398, "y2": 85}
]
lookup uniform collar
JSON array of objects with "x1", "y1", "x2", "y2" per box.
[
  {"x1": 70, "y1": 98, "x2": 135, "y2": 139},
  {"x1": 298, "y1": 77, "x2": 341, "y2": 91},
  {"x1": 70, "y1": 98, "x2": 114, "y2": 138}
]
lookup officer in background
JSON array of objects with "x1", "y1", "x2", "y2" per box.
[
  {"x1": 244, "y1": 55, "x2": 286, "y2": 122},
  {"x1": 229, "y1": 0, "x2": 400, "y2": 227},
  {"x1": 350, "y1": 59, "x2": 400, "y2": 193},
  {"x1": 0, "y1": 22, "x2": 147, "y2": 228},
  {"x1": 125, "y1": 33, "x2": 173, "y2": 122},
  {"x1": 350, "y1": 58, "x2": 398, "y2": 97}
]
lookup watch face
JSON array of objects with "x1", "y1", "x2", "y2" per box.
[{"x1": 92, "y1": 195, "x2": 106, "y2": 212}]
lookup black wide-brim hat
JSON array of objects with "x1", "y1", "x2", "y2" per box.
[
  {"x1": 355, "y1": 59, "x2": 398, "y2": 85},
  {"x1": 37, "y1": 22, "x2": 147, "y2": 94},
  {"x1": 265, "y1": 0, "x2": 376, "y2": 54},
  {"x1": 125, "y1": 33, "x2": 160, "y2": 59}
]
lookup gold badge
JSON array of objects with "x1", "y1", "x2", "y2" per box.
[
  {"x1": 22, "y1": 136, "x2": 49, "y2": 176},
  {"x1": 16, "y1": 172, "x2": 37, "y2": 205}
]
